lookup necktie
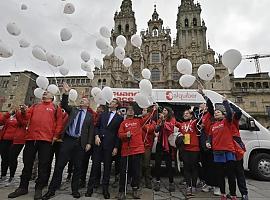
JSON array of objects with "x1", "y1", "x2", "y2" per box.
[
  {"x1": 107, "y1": 111, "x2": 113, "y2": 125},
  {"x1": 75, "y1": 110, "x2": 83, "y2": 135}
]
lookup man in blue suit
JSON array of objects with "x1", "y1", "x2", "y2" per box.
[{"x1": 85, "y1": 98, "x2": 123, "y2": 199}]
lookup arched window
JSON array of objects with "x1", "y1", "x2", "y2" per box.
[
  {"x1": 242, "y1": 82, "x2": 247, "y2": 88},
  {"x1": 162, "y1": 44, "x2": 166, "y2": 51},
  {"x1": 184, "y1": 18, "x2": 189, "y2": 27},
  {"x1": 256, "y1": 82, "x2": 262, "y2": 88},
  {"x1": 125, "y1": 24, "x2": 129, "y2": 33},
  {"x1": 103, "y1": 79, "x2": 106, "y2": 85},
  {"x1": 145, "y1": 45, "x2": 149, "y2": 53},
  {"x1": 151, "y1": 68, "x2": 161, "y2": 81},
  {"x1": 249, "y1": 82, "x2": 254, "y2": 88},
  {"x1": 235, "y1": 82, "x2": 241, "y2": 88},
  {"x1": 152, "y1": 28, "x2": 159, "y2": 36},
  {"x1": 263, "y1": 82, "x2": 269, "y2": 88},
  {"x1": 193, "y1": 18, "x2": 197, "y2": 26},
  {"x1": 118, "y1": 25, "x2": 122, "y2": 34}
]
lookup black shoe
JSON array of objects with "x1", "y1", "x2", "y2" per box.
[
  {"x1": 42, "y1": 190, "x2": 55, "y2": 200},
  {"x1": 117, "y1": 192, "x2": 125, "y2": 200},
  {"x1": 132, "y1": 188, "x2": 140, "y2": 199},
  {"x1": 8, "y1": 188, "x2": 28, "y2": 198},
  {"x1": 103, "y1": 190, "x2": 110, "y2": 199},
  {"x1": 34, "y1": 189, "x2": 42, "y2": 200},
  {"x1": 85, "y1": 188, "x2": 93, "y2": 197},
  {"x1": 72, "y1": 191, "x2": 80, "y2": 199}
]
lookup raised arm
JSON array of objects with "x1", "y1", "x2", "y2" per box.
[
  {"x1": 230, "y1": 103, "x2": 242, "y2": 120},
  {"x1": 61, "y1": 82, "x2": 72, "y2": 114},
  {"x1": 198, "y1": 87, "x2": 214, "y2": 116},
  {"x1": 223, "y1": 97, "x2": 232, "y2": 122}
]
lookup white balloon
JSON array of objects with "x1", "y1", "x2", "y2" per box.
[
  {"x1": 47, "y1": 84, "x2": 59, "y2": 95},
  {"x1": 81, "y1": 63, "x2": 92, "y2": 72},
  {"x1": 7, "y1": 22, "x2": 21, "y2": 36},
  {"x1": 34, "y1": 88, "x2": 44, "y2": 99},
  {"x1": 101, "y1": 45, "x2": 114, "y2": 56},
  {"x1": 142, "y1": 68, "x2": 151, "y2": 80},
  {"x1": 63, "y1": 3, "x2": 75, "y2": 14},
  {"x1": 116, "y1": 35, "x2": 127, "y2": 48},
  {"x1": 69, "y1": 89, "x2": 78, "y2": 101},
  {"x1": 46, "y1": 52, "x2": 63, "y2": 67},
  {"x1": 122, "y1": 58, "x2": 132, "y2": 68},
  {"x1": 57, "y1": 56, "x2": 64, "y2": 66},
  {"x1": 0, "y1": 41, "x2": 13, "y2": 58},
  {"x1": 222, "y1": 49, "x2": 242, "y2": 73},
  {"x1": 32, "y1": 46, "x2": 46, "y2": 61},
  {"x1": 60, "y1": 28, "x2": 72, "y2": 41},
  {"x1": 177, "y1": 59, "x2": 192, "y2": 75},
  {"x1": 21, "y1": 4, "x2": 28, "y2": 10},
  {"x1": 101, "y1": 87, "x2": 114, "y2": 103},
  {"x1": 94, "y1": 58, "x2": 102, "y2": 69},
  {"x1": 96, "y1": 38, "x2": 109, "y2": 50},
  {"x1": 139, "y1": 79, "x2": 152, "y2": 96},
  {"x1": 99, "y1": 26, "x2": 111, "y2": 38},
  {"x1": 80, "y1": 51, "x2": 90, "y2": 62},
  {"x1": 197, "y1": 64, "x2": 215, "y2": 81},
  {"x1": 86, "y1": 72, "x2": 94, "y2": 80},
  {"x1": 36, "y1": 76, "x2": 49, "y2": 90},
  {"x1": 135, "y1": 93, "x2": 151, "y2": 109},
  {"x1": 131, "y1": 34, "x2": 142, "y2": 48},
  {"x1": 19, "y1": 38, "x2": 30, "y2": 48},
  {"x1": 91, "y1": 87, "x2": 102, "y2": 97},
  {"x1": 179, "y1": 74, "x2": 196, "y2": 88},
  {"x1": 94, "y1": 92, "x2": 106, "y2": 105},
  {"x1": 59, "y1": 66, "x2": 69, "y2": 76},
  {"x1": 114, "y1": 46, "x2": 125, "y2": 60}
]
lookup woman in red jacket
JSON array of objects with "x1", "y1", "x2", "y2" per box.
[
  {"x1": 154, "y1": 106, "x2": 176, "y2": 192},
  {"x1": 117, "y1": 105, "x2": 155, "y2": 200},
  {"x1": 175, "y1": 109, "x2": 200, "y2": 196},
  {"x1": 206, "y1": 97, "x2": 237, "y2": 200}
]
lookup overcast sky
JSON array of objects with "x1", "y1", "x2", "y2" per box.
[{"x1": 0, "y1": 0, "x2": 269, "y2": 78}]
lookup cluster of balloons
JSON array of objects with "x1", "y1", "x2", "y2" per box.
[
  {"x1": 96, "y1": 27, "x2": 113, "y2": 57},
  {"x1": 34, "y1": 76, "x2": 59, "y2": 99},
  {"x1": 91, "y1": 86, "x2": 114, "y2": 105}
]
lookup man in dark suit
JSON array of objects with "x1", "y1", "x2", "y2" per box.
[
  {"x1": 85, "y1": 98, "x2": 123, "y2": 199},
  {"x1": 43, "y1": 82, "x2": 94, "y2": 199}
]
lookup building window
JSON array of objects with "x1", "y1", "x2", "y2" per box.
[
  {"x1": 125, "y1": 24, "x2": 129, "y2": 33},
  {"x1": 8, "y1": 104, "x2": 11, "y2": 108},
  {"x1": 152, "y1": 28, "x2": 159, "y2": 37},
  {"x1": 235, "y1": 96, "x2": 243, "y2": 103},
  {"x1": 151, "y1": 68, "x2": 161, "y2": 81},
  {"x1": 235, "y1": 82, "x2": 241, "y2": 88},
  {"x1": 145, "y1": 45, "x2": 149, "y2": 53},
  {"x1": 256, "y1": 82, "x2": 262, "y2": 88},
  {"x1": 242, "y1": 82, "x2": 247, "y2": 88},
  {"x1": 193, "y1": 18, "x2": 197, "y2": 26},
  {"x1": 263, "y1": 82, "x2": 269, "y2": 88},
  {"x1": 185, "y1": 18, "x2": 189, "y2": 27},
  {"x1": 250, "y1": 101, "x2": 256, "y2": 107},
  {"x1": 249, "y1": 82, "x2": 254, "y2": 88},
  {"x1": 71, "y1": 79, "x2": 75, "y2": 84},
  {"x1": 14, "y1": 75, "x2": 19, "y2": 81},
  {"x1": 86, "y1": 79, "x2": 90, "y2": 84},
  {"x1": 9, "y1": 95, "x2": 14, "y2": 100},
  {"x1": 118, "y1": 25, "x2": 122, "y2": 34},
  {"x1": 172, "y1": 71, "x2": 180, "y2": 81},
  {"x1": 266, "y1": 106, "x2": 270, "y2": 117},
  {"x1": 151, "y1": 52, "x2": 161, "y2": 63},
  {"x1": 162, "y1": 44, "x2": 166, "y2": 51},
  {"x1": 81, "y1": 79, "x2": 86, "y2": 84}
]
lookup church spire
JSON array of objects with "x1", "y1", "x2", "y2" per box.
[
  {"x1": 152, "y1": 4, "x2": 159, "y2": 21},
  {"x1": 119, "y1": 0, "x2": 133, "y2": 16}
]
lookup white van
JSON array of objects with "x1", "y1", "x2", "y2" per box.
[{"x1": 112, "y1": 88, "x2": 270, "y2": 181}]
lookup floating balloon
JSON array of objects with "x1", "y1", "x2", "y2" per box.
[
  {"x1": 81, "y1": 63, "x2": 92, "y2": 72},
  {"x1": 179, "y1": 74, "x2": 196, "y2": 88},
  {"x1": 36, "y1": 76, "x2": 49, "y2": 90},
  {"x1": 32, "y1": 46, "x2": 46, "y2": 61},
  {"x1": 94, "y1": 92, "x2": 106, "y2": 105},
  {"x1": 69, "y1": 89, "x2": 78, "y2": 101},
  {"x1": 47, "y1": 84, "x2": 59, "y2": 95},
  {"x1": 101, "y1": 45, "x2": 114, "y2": 56},
  {"x1": 64, "y1": 3, "x2": 75, "y2": 14},
  {"x1": 122, "y1": 58, "x2": 132, "y2": 68},
  {"x1": 197, "y1": 64, "x2": 215, "y2": 81},
  {"x1": 6, "y1": 22, "x2": 21, "y2": 36},
  {"x1": 101, "y1": 86, "x2": 114, "y2": 103},
  {"x1": 99, "y1": 26, "x2": 111, "y2": 38},
  {"x1": 139, "y1": 79, "x2": 152, "y2": 96},
  {"x1": 96, "y1": 38, "x2": 109, "y2": 50},
  {"x1": 116, "y1": 35, "x2": 127, "y2": 48},
  {"x1": 34, "y1": 88, "x2": 44, "y2": 99},
  {"x1": 60, "y1": 28, "x2": 72, "y2": 41},
  {"x1": 86, "y1": 72, "x2": 94, "y2": 80},
  {"x1": 0, "y1": 41, "x2": 13, "y2": 58},
  {"x1": 80, "y1": 51, "x2": 90, "y2": 62},
  {"x1": 142, "y1": 68, "x2": 151, "y2": 80},
  {"x1": 94, "y1": 58, "x2": 102, "y2": 69},
  {"x1": 177, "y1": 59, "x2": 192, "y2": 75},
  {"x1": 131, "y1": 34, "x2": 142, "y2": 48},
  {"x1": 135, "y1": 93, "x2": 151, "y2": 109},
  {"x1": 21, "y1": 4, "x2": 28, "y2": 10},
  {"x1": 59, "y1": 66, "x2": 69, "y2": 76},
  {"x1": 222, "y1": 49, "x2": 242, "y2": 73},
  {"x1": 91, "y1": 87, "x2": 102, "y2": 97},
  {"x1": 46, "y1": 52, "x2": 64, "y2": 67},
  {"x1": 114, "y1": 46, "x2": 125, "y2": 60},
  {"x1": 19, "y1": 38, "x2": 30, "y2": 48},
  {"x1": 57, "y1": 56, "x2": 64, "y2": 66}
]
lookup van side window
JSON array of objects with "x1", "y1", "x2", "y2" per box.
[{"x1": 239, "y1": 114, "x2": 249, "y2": 130}]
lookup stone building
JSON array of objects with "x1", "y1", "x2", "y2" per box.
[{"x1": 0, "y1": 0, "x2": 269, "y2": 127}]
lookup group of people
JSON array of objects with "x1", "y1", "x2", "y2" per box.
[{"x1": 0, "y1": 82, "x2": 248, "y2": 200}]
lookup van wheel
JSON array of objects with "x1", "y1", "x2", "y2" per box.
[{"x1": 250, "y1": 153, "x2": 270, "y2": 181}]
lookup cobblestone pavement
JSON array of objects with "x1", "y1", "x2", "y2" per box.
[{"x1": 0, "y1": 154, "x2": 270, "y2": 199}]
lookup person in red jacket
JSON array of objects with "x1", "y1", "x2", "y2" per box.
[
  {"x1": 175, "y1": 109, "x2": 200, "y2": 196},
  {"x1": 154, "y1": 106, "x2": 176, "y2": 192},
  {"x1": 141, "y1": 107, "x2": 156, "y2": 189},
  {"x1": 206, "y1": 96, "x2": 237, "y2": 200},
  {"x1": 117, "y1": 105, "x2": 155, "y2": 200},
  {"x1": 8, "y1": 90, "x2": 63, "y2": 200}
]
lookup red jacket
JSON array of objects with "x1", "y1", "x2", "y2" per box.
[
  {"x1": 176, "y1": 119, "x2": 200, "y2": 152},
  {"x1": 209, "y1": 119, "x2": 235, "y2": 152},
  {"x1": 24, "y1": 102, "x2": 63, "y2": 142},
  {"x1": 13, "y1": 111, "x2": 28, "y2": 144},
  {"x1": 201, "y1": 112, "x2": 213, "y2": 135},
  {"x1": 1, "y1": 113, "x2": 17, "y2": 141},
  {"x1": 142, "y1": 120, "x2": 156, "y2": 149},
  {"x1": 157, "y1": 117, "x2": 176, "y2": 152}
]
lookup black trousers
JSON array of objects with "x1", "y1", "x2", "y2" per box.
[
  {"x1": 119, "y1": 154, "x2": 142, "y2": 192},
  {"x1": 0, "y1": 140, "x2": 13, "y2": 177},
  {"x1": 87, "y1": 146, "x2": 113, "y2": 190},
  {"x1": 9, "y1": 144, "x2": 24, "y2": 178},
  {"x1": 155, "y1": 142, "x2": 174, "y2": 183},
  {"x1": 200, "y1": 150, "x2": 218, "y2": 187},
  {"x1": 235, "y1": 159, "x2": 248, "y2": 196},
  {"x1": 216, "y1": 161, "x2": 236, "y2": 195},
  {"x1": 19, "y1": 140, "x2": 52, "y2": 190},
  {"x1": 48, "y1": 136, "x2": 84, "y2": 192},
  {"x1": 182, "y1": 150, "x2": 200, "y2": 187}
]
